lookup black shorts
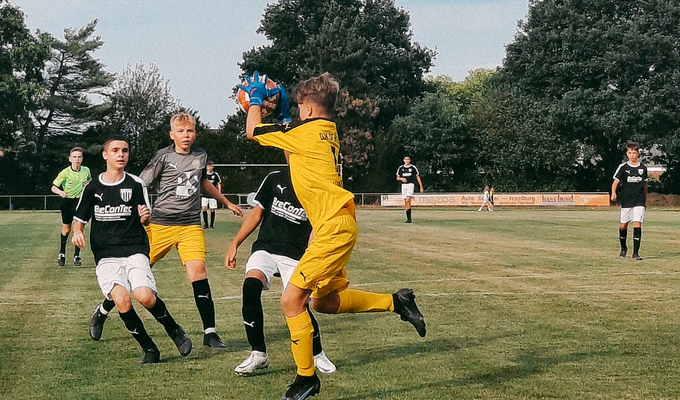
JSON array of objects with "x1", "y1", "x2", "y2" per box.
[{"x1": 60, "y1": 198, "x2": 79, "y2": 224}]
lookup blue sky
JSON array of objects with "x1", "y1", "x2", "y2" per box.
[{"x1": 15, "y1": 0, "x2": 529, "y2": 127}]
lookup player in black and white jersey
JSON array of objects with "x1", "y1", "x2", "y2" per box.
[
  {"x1": 611, "y1": 142, "x2": 648, "y2": 261},
  {"x1": 88, "y1": 112, "x2": 243, "y2": 349},
  {"x1": 396, "y1": 156, "x2": 424, "y2": 223},
  {"x1": 202, "y1": 160, "x2": 222, "y2": 229},
  {"x1": 225, "y1": 168, "x2": 336, "y2": 376},
  {"x1": 72, "y1": 137, "x2": 192, "y2": 364}
]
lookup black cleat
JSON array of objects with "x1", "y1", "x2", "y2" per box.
[
  {"x1": 203, "y1": 225, "x2": 209, "y2": 229},
  {"x1": 632, "y1": 254, "x2": 643, "y2": 261},
  {"x1": 618, "y1": 250, "x2": 627, "y2": 259},
  {"x1": 404, "y1": 219, "x2": 412, "y2": 223},
  {"x1": 393, "y1": 288, "x2": 426, "y2": 337},
  {"x1": 280, "y1": 374, "x2": 321, "y2": 400},
  {"x1": 140, "y1": 348, "x2": 161, "y2": 364},
  {"x1": 203, "y1": 332, "x2": 226, "y2": 348},
  {"x1": 73, "y1": 255, "x2": 82, "y2": 266},
  {"x1": 57, "y1": 253, "x2": 66, "y2": 267},
  {"x1": 89, "y1": 303, "x2": 108, "y2": 341},
  {"x1": 169, "y1": 326, "x2": 192, "y2": 356}
]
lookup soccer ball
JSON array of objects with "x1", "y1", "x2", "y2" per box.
[{"x1": 237, "y1": 75, "x2": 281, "y2": 117}]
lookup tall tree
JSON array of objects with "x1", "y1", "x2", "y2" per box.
[
  {"x1": 239, "y1": 0, "x2": 434, "y2": 190},
  {"x1": 391, "y1": 76, "x2": 476, "y2": 191},
  {"x1": 30, "y1": 20, "x2": 113, "y2": 187},
  {"x1": 501, "y1": 0, "x2": 680, "y2": 191},
  {"x1": 106, "y1": 62, "x2": 180, "y2": 172},
  {"x1": 0, "y1": 1, "x2": 50, "y2": 193}
]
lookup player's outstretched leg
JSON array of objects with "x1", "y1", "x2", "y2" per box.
[{"x1": 393, "y1": 288, "x2": 427, "y2": 337}]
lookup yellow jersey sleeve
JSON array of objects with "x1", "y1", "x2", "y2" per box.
[{"x1": 252, "y1": 119, "x2": 354, "y2": 229}]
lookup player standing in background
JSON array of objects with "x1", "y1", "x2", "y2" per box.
[
  {"x1": 88, "y1": 112, "x2": 243, "y2": 348},
  {"x1": 396, "y1": 156, "x2": 424, "y2": 223},
  {"x1": 202, "y1": 160, "x2": 222, "y2": 229},
  {"x1": 478, "y1": 185, "x2": 492, "y2": 212},
  {"x1": 241, "y1": 71, "x2": 426, "y2": 400},
  {"x1": 51, "y1": 147, "x2": 91, "y2": 267},
  {"x1": 226, "y1": 167, "x2": 336, "y2": 376},
  {"x1": 611, "y1": 142, "x2": 648, "y2": 261},
  {"x1": 72, "y1": 137, "x2": 192, "y2": 364}
]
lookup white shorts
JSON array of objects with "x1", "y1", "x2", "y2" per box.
[
  {"x1": 245, "y1": 250, "x2": 298, "y2": 291},
  {"x1": 620, "y1": 206, "x2": 646, "y2": 224},
  {"x1": 202, "y1": 197, "x2": 218, "y2": 209},
  {"x1": 96, "y1": 253, "x2": 157, "y2": 300},
  {"x1": 401, "y1": 183, "x2": 415, "y2": 199}
]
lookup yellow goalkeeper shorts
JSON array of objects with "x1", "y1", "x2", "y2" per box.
[
  {"x1": 146, "y1": 223, "x2": 206, "y2": 266},
  {"x1": 290, "y1": 202, "x2": 358, "y2": 298}
]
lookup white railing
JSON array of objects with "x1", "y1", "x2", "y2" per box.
[{"x1": 0, "y1": 193, "x2": 392, "y2": 211}]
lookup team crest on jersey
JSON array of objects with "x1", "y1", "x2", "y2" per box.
[
  {"x1": 192, "y1": 159, "x2": 201, "y2": 169},
  {"x1": 120, "y1": 188, "x2": 132, "y2": 202},
  {"x1": 638, "y1": 169, "x2": 644, "y2": 175}
]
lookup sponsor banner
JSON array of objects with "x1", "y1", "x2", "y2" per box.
[{"x1": 380, "y1": 193, "x2": 610, "y2": 207}]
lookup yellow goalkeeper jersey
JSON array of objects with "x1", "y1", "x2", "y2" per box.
[{"x1": 252, "y1": 118, "x2": 354, "y2": 231}]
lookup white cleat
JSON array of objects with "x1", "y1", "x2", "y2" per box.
[
  {"x1": 234, "y1": 350, "x2": 270, "y2": 376},
  {"x1": 314, "y1": 350, "x2": 337, "y2": 374}
]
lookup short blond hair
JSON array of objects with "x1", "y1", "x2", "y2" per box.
[
  {"x1": 295, "y1": 72, "x2": 339, "y2": 112},
  {"x1": 170, "y1": 111, "x2": 196, "y2": 129}
]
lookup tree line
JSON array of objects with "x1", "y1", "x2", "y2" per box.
[{"x1": 2, "y1": 0, "x2": 679, "y2": 195}]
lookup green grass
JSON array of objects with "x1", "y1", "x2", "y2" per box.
[{"x1": 2, "y1": 207, "x2": 680, "y2": 399}]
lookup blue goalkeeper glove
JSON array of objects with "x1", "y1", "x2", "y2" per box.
[
  {"x1": 276, "y1": 84, "x2": 291, "y2": 124},
  {"x1": 237, "y1": 71, "x2": 279, "y2": 108}
]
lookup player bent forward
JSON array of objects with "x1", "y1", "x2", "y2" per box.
[
  {"x1": 72, "y1": 137, "x2": 192, "y2": 364},
  {"x1": 241, "y1": 71, "x2": 426, "y2": 400},
  {"x1": 226, "y1": 168, "x2": 336, "y2": 376}
]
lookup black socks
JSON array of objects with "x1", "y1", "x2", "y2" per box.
[
  {"x1": 146, "y1": 296, "x2": 180, "y2": 334},
  {"x1": 120, "y1": 308, "x2": 156, "y2": 351},
  {"x1": 633, "y1": 227, "x2": 642, "y2": 255},
  {"x1": 619, "y1": 227, "x2": 628, "y2": 251},
  {"x1": 60, "y1": 234, "x2": 68, "y2": 254},
  {"x1": 192, "y1": 279, "x2": 216, "y2": 331},
  {"x1": 242, "y1": 277, "x2": 266, "y2": 352}
]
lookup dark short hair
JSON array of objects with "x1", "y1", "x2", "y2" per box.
[
  {"x1": 207, "y1": 160, "x2": 214, "y2": 166},
  {"x1": 103, "y1": 136, "x2": 129, "y2": 151},
  {"x1": 626, "y1": 142, "x2": 640, "y2": 152}
]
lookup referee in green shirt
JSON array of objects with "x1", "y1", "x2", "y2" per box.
[{"x1": 51, "y1": 147, "x2": 91, "y2": 266}]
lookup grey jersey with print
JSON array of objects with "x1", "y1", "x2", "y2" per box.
[{"x1": 140, "y1": 144, "x2": 207, "y2": 226}]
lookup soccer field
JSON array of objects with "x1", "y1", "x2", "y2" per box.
[{"x1": 2, "y1": 207, "x2": 680, "y2": 399}]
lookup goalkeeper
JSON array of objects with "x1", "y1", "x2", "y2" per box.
[{"x1": 240, "y1": 71, "x2": 426, "y2": 400}]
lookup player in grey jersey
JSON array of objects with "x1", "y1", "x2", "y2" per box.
[{"x1": 88, "y1": 112, "x2": 243, "y2": 349}]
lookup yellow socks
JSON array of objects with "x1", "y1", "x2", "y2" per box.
[
  {"x1": 286, "y1": 311, "x2": 315, "y2": 376},
  {"x1": 336, "y1": 289, "x2": 394, "y2": 313}
]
